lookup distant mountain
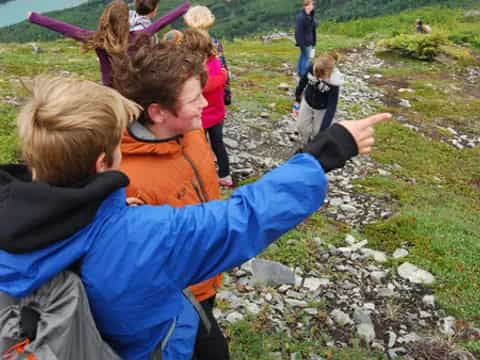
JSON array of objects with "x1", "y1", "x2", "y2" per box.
[{"x1": 0, "y1": 0, "x2": 477, "y2": 42}]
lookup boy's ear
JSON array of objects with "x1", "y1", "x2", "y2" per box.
[
  {"x1": 147, "y1": 103, "x2": 167, "y2": 125},
  {"x1": 95, "y1": 152, "x2": 108, "y2": 174}
]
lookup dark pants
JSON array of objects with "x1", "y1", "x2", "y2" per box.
[
  {"x1": 192, "y1": 296, "x2": 229, "y2": 360},
  {"x1": 205, "y1": 123, "x2": 230, "y2": 178}
]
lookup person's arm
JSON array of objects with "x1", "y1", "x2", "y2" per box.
[
  {"x1": 294, "y1": 13, "x2": 304, "y2": 46},
  {"x1": 107, "y1": 114, "x2": 389, "y2": 293},
  {"x1": 125, "y1": 152, "x2": 328, "y2": 292},
  {"x1": 321, "y1": 86, "x2": 340, "y2": 130},
  {"x1": 28, "y1": 12, "x2": 93, "y2": 42},
  {"x1": 139, "y1": 1, "x2": 190, "y2": 36},
  {"x1": 203, "y1": 68, "x2": 227, "y2": 94},
  {"x1": 295, "y1": 65, "x2": 311, "y2": 102}
]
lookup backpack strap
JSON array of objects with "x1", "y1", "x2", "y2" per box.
[
  {"x1": 182, "y1": 289, "x2": 211, "y2": 334},
  {"x1": 150, "y1": 289, "x2": 212, "y2": 360}
]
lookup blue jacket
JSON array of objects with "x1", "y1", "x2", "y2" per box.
[
  {"x1": 295, "y1": 9, "x2": 317, "y2": 47},
  {"x1": 0, "y1": 154, "x2": 327, "y2": 360}
]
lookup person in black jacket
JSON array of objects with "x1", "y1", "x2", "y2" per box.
[
  {"x1": 295, "y1": 0, "x2": 317, "y2": 77},
  {"x1": 294, "y1": 52, "x2": 343, "y2": 145}
]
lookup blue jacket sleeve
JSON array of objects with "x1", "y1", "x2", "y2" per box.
[
  {"x1": 294, "y1": 12, "x2": 305, "y2": 47},
  {"x1": 125, "y1": 153, "x2": 327, "y2": 291}
]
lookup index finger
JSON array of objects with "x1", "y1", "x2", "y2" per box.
[{"x1": 361, "y1": 113, "x2": 392, "y2": 126}]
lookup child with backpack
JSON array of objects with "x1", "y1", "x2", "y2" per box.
[
  {"x1": 182, "y1": 28, "x2": 232, "y2": 188},
  {"x1": 183, "y1": 6, "x2": 233, "y2": 187},
  {"x1": 114, "y1": 31, "x2": 229, "y2": 360},
  {"x1": 129, "y1": 0, "x2": 159, "y2": 31},
  {"x1": 294, "y1": 52, "x2": 344, "y2": 145},
  {"x1": 0, "y1": 56, "x2": 389, "y2": 359},
  {"x1": 184, "y1": 5, "x2": 232, "y2": 106},
  {"x1": 27, "y1": 0, "x2": 190, "y2": 86}
]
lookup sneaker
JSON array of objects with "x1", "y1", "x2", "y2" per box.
[{"x1": 218, "y1": 175, "x2": 234, "y2": 188}]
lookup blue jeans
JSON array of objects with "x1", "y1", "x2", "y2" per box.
[{"x1": 297, "y1": 46, "x2": 312, "y2": 77}]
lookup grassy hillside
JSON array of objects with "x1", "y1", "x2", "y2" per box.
[
  {"x1": 0, "y1": 0, "x2": 478, "y2": 42},
  {"x1": 0, "y1": 4, "x2": 479, "y2": 358}
]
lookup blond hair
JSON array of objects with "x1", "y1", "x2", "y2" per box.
[
  {"x1": 83, "y1": 0, "x2": 130, "y2": 55},
  {"x1": 313, "y1": 52, "x2": 340, "y2": 79},
  {"x1": 183, "y1": 5, "x2": 215, "y2": 31},
  {"x1": 17, "y1": 76, "x2": 141, "y2": 186}
]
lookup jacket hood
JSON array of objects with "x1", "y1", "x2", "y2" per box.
[
  {"x1": 121, "y1": 121, "x2": 185, "y2": 156},
  {"x1": 0, "y1": 164, "x2": 129, "y2": 254},
  {"x1": 325, "y1": 68, "x2": 344, "y2": 87},
  {"x1": 128, "y1": 10, "x2": 151, "y2": 31}
]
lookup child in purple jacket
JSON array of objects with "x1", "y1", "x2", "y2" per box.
[{"x1": 28, "y1": 0, "x2": 190, "y2": 87}]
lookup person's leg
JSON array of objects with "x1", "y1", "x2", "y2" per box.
[
  {"x1": 206, "y1": 123, "x2": 230, "y2": 179},
  {"x1": 312, "y1": 108, "x2": 327, "y2": 137},
  {"x1": 193, "y1": 296, "x2": 230, "y2": 360},
  {"x1": 298, "y1": 46, "x2": 312, "y2": 77},
  {"x1": 297, "y1": 98, "x2": 316, "y2": 145}
]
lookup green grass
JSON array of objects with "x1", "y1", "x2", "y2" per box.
[{"x1": 358, "y1": 122, "x2": 480, "y2": 326}]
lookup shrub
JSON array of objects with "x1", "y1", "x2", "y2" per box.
[{"x1": 377, "y1": 32, "x2": 451, "y2": 60}]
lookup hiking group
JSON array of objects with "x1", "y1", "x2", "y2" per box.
[{"x1": 0, "y1": 0, "x2": 391, "y2": 359}]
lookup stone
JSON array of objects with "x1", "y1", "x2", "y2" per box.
[
  {"x1": 304, "y1": 277, "x2": 323, "y2": 292},
  {"x1": 223, "y1": 138, "x2": 239, "y2": 149},
  {"x1": 252, "y1": 259, "x2": 295, "y2": 286},
  {"x1": 330, "y1": 309, "x2": 353, "y2": 327},
  {"x1": 285, "y1": 298, "x2": 308, "y2": 307},
  {"x1": 370, "y1": 271, "x2": 388, "y2": 283},
  {"x1": 353, "y1": 308, "x2": 372, "y2": 324},
  {"x1": 226, "y1": 311, "x2": 244, "y2": 323},
  {"x1": 393, "y1": 248, "x2": 409, "y2": 259},
  {"x1": 440, "y1": 316, "x2": 456, "y2": 336},
  {"x1": 422, "y1": 294, "x2": 435, "y2": 308},
  {"x1": 278, "y1": 83, "x2": 290, "y2": 91},
  {"x1": 361, "y1": 248, "x2": 388, "y2": 263},
  {"x1": 397, "y1": 332, "x2": 422, "y2": 344},
  {"x1": 398, "y1": 262, "x2": 435, "y2": 285},
  {"x1": 357, "y1": 323, "x2": 376, "y2": 344},
  {"x1": 245, "y1": 302, "x2": 261, "y2": 315},
  {"x1": 260, "y1": 112, "x2": 270, "y2": 119},
  {"x1": 345, "y1": 234, "x2": 357, "y2": 245},
  {"x1": 399, "y1": 99, "x2": 412, "y2": 108},
  {"x1": 387, "y1": 331, "x2": 397, "y2": 348}
]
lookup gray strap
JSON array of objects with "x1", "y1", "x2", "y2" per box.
[
  {"x1": 150, "y1": 289, "x2": 211, "y2": 360},
  {"x1": 182, "y1": 289, "x2": 212, "y2": 334},
  {"x1": 150, "y1": 318, "x2": 176, "y2": 360}
]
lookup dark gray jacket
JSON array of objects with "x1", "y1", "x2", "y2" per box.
[{"x1": 295, "y1": 9, "x2": 317, "y2": 47}]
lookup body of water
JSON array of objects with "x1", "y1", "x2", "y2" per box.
[{"x1": 0, "y1": 0, "x2": 88, "y2": 28}]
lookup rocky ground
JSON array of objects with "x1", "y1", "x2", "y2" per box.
[{"x1": 219, "y1": 45, "x2": 479, "y2": 359}]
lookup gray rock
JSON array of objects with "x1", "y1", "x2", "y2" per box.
[
  {"x1": 357, "y1": 323, "x2": 376, "y2": 344},
  {"x1": 387, "y1": 331, "x2": 397, "y2": 348},
  {"x1": 440, "y1": 316, "x2": 456, "y2": 336},
  {"x1": 252, "y1": 259, "x2": 295, "y2": 286},
  {"x1": 353, "y1": 308, "x2": 372, "y2": 324},
  {"x1": 330, "y1": 309, "x2": 353, "y2": 327},
  {"x1": 397, "y1": 332, "x2": 422, "y2": 344},
  {"x1": 422, "y1": 294, "x2": 435, "y2": 308},
  {"x1": 226, "y1": 311, "x2": 244, "y2": 323},
  {"x1": 285, "y1": 298, "x2": 308, "y2": 307},
  {"x1": 361, "y1": 248, "x2": 388, "y2": 263},
  {"x1": 370, "y1": 271, "x2": 388, "y2": 283},
  {"x1": 393, "y1": 248, "x2": 409, "y2": 259},
  {"x1": 304, "y1": 277, "x2": 323, "y2": 291},
  {"x1": 223, "y1": 138, "x2": 239, "y2": 149},
  {"x1": 398, "y1": 262, "x2": 435, "y2": 285}
]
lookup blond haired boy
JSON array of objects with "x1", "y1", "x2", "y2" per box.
[{"x1": 0, "y1": 74, "x2": 389, "y2": 359}]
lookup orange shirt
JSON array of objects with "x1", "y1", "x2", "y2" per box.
[{"x1": 121, "y1": 124, "x2": 222, "y2": 301}]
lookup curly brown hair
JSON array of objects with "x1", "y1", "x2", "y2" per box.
[
  {"x1": 111, "y1": 40, "x2": 207, "y2": 123},
  {"x1": 83, "y1": 0, "x2": 130, "y2": 55},
  {"x1": 182, "y1": 28, "x2": 216, "y2": 62}
]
